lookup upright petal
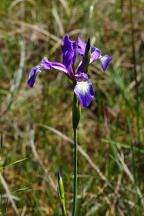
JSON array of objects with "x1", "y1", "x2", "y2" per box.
[
  {"x1": 76, "y1": 38, "x2": 90, "y2": 74},
  {"x1": 76, "y1": 48, "x2": 101, "y2": 74},
  {"x1": 90, "y1": 47, "x2": 101, "y2": 63},
  {"x1": 41, "y1": 57, "x2": 68, "y2": 74},
  {"x1": 76, "y1": 61, "x2": 84, "y2": 74},
  {"x1": 74, "y1": 81, "x2": 94, "y2": 107},
  {"x1": 62, "y1": 35, "x2": 76, "y2": 79},
  {"x1": 77, "y1": 36, "x2": 86, "y2": 56},
  {"x1": 72, "y1": 41, "x2": 77, "y2": 65},
  {"x1": 75, "y1": 72, "x2": 88, "y2": 81},
  {"x1": 77, "y1": 37, "x2": 101, "y2": 66},
  {"x1": 27, "y1": 66, "x2": 40, "y2": 87},
  {"x1": 99, "y1": 54, "x2": 112, "y2": 71},
  {"x1": 62, "y1": 35, "x2": 76, "y2": 67}
]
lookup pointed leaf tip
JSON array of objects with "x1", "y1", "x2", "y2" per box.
[
  {"x1": 83, "y1": 38, "x2": 91, "y2": 74},
  {"x1": 86, "y1": 38, "x2": 90, "y2": 51},
  {"x1": 58, "y1": 171, "x2": 61, "y2": 181}
]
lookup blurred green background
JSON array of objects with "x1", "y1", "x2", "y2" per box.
[{"x1": 0, "y1": 0, "x2": 144, "y2": 215}]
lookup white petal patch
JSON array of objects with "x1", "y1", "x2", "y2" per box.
[
  {"x1": 74, "y1": 81, "x2": 94, "y2": 107},
  {"x1": 76, "y1": 81, "x2": 89, "y2": 95}
]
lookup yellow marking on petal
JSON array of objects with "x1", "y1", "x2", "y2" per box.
[
  {"x1": 101, "y1": 56, "x2": 107, "y2": 62},
  {"x1": 77, "y1": 82, "x2": 89, "y2": 95}
]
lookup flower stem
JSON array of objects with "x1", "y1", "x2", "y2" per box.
[
  {"x1": 72, "y1": 127, "x2": 77, "y2": 216},
  {"x1": 72, "y1": 93, "x2": 80, "y2": 216}
]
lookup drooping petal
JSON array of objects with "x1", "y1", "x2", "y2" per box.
[
  {"x1": 99, "y1": 54, "x2": 112, "y2": 71},
  {"x1": 27, "y1": 66, "x2": 40, "y2": 87},
  {"x1": 74, "y1": 81, "x2": 94, "y2": 107},
  {"x1": 77, "y1": 36, "x2": 86, "y2": 56},
  {"x1": 90, "y1": 47, "x2": 101, "y2": 63},
  {"x1": 41, "y1": 57, "x2": 68, "y2": 74},
  {"x1": 41, "y1": 56, "x2": 51, "y2": 69}
]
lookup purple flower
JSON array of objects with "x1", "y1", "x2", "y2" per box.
[
  {"x1": 77, "y1": 37, "x2": 112, "y2": 71},
  {"x1": 77, "y1": 37, "x2": 101, "y2": 63},
  {"x1": 99, "y1": 54, "x2": 112, "y2": 72},
  {"x1": 27, "y1": 35, "x2": 112, "y2": 107},
  {"x1": 74, "y1": 82, "x2": 94, "y2": 107},
  {"x1": 27, "y1": 66, "x2": 41, "y2": 87}
]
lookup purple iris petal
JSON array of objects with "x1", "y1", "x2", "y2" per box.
[
  {"x1": 76, "y1": 48, "x2": 101, "y2": 75},
  {"x1": 90, "y1": 47, "x2": 101, "y2": 63},
  {"x1": 62, "y1": 35, "x2": 76, "y2": 66},
  {"x1": 75, "y1": 72, "x2": 88, "y2": 81},
  {"x1": 41, "y1": 56, "x2": 52, "y2": 69},
  {"x1": 62, "y1": 35, "x2": 77, "y2": 79},
  {"x1": 41, "y1": 57, "x2": 68, "y2": 74},
  {"x1": 76, "y1": 61, "x2": 84, "y2": 74},
  {"x1": 100, "y1": 54, "x2": 112, "y2": 71},
  {"x1": 72, "y1": 41, "x2": 77, "y2": 65},
  {"x1": 77, "y1": 36, "x2": 86, "y2": 56},
  {"x1": 74, "y1": 81, "x2": 94, "y2": 107},
  {"x1": 62, "y1": 48, "x2": 73, "y2": 68},
  {"x1": 77, "y1": 37, "x2": 101, "y2": 65},
  {"x1": 27, "y1": 66, "x2": 40, "y2": 87}
]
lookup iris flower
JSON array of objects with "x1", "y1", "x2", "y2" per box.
[{"x1": 27, "y1": 35, "x2": 112, "y2": 107}]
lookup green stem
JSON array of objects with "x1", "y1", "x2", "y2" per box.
[
  {"x1": 72, "y1": 128, "x2": 77, "y2": 216},
  {"x1": 72, "y1": 93, "x2": 80, "y2": 216},
  {"x1": 129, "y1": 0, "x2": 140, "y2": 144},
  {"x1": 129, "y1": 0, "x2": 140, "y2": 215},
  {"x1": 62, "y1": 203, "x2": 67, "y2": 216}
]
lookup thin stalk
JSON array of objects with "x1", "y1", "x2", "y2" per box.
[
  {"x1": 72, "y1": 128, "x2": 77, "y2": 216},
  {"x1": 129, "y1": 0, "x2": 140, "y2": 215},
  {"x1": 129, "y1": 0, "x2": 140, "y2": 143}
]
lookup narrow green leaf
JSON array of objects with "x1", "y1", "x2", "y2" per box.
[
  {"x1": 13, "y1": 187, "x2": 32, "y2": 193},
  {"x1": 57, "y1": 171, "x2": 67, "y2": 216},
  {"x1": 6, "y1": 158, "x2": 28, "y2": 168},
  {"x1": 84, "y1": 38, "x2": 91, "y2": 74}
]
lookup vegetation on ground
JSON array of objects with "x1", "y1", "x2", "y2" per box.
[{"x1": 0, "y1": 0, "x2": 144, "y2": 215}]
